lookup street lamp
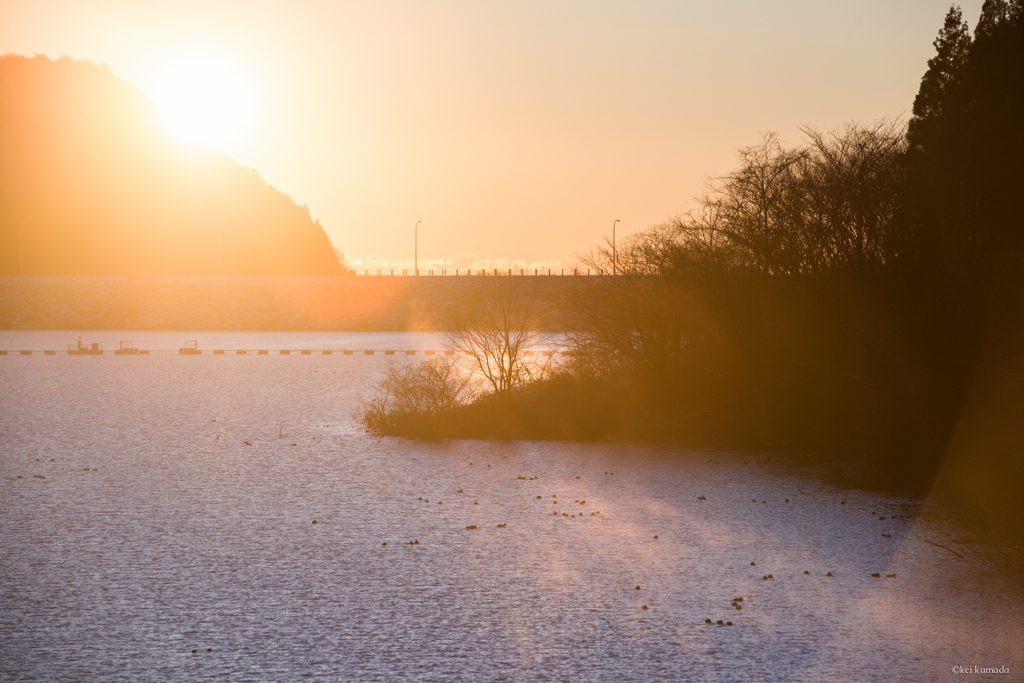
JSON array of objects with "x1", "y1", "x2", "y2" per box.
[
  {"x1": 612, "y1": 219, "x2": 619, "y2": 276},
  {"x1": 415, "y1": 220, "x2": 421, "y2": 276},
  {"x1": 20, "y1": 221, "x2": 27, "y2": 275}
]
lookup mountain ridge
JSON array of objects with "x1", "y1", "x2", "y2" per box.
[{"x1": 0, "y1": 54, "x2": 349, "y2": 275}]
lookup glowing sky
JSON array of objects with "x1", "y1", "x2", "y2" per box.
[{"x1": 0, "y1": 1, "x2": 983, "y2": 269}]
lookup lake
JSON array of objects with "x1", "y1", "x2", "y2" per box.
[{"x1": 1, "y1": 331, "x2": 1021, "y2": 682}]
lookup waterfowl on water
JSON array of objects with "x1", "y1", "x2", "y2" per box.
[
  {"x1": 705, "y1": 619, "x2": 712, "y2": 624},
  {"x1": 641, "y1": 605, "x2": 648, "y2": 610},
  {"x1": 886, "y1": 573, "x2": 896, "y2": 578},
  {"x1": 698, "y1": 496, "x2": 706, "y2": 500},
  {"x1": 635, "y1": 586, "x2": 641, "y2": 590},
  {"x1": 826, "y1": 572, "x2": 833, "y2": 576}
]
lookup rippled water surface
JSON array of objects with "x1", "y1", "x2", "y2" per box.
[{"x1": 2, "y1": 332, "x2": 1022, "y2": 682}]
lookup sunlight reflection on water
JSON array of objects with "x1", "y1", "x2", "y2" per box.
[{"x1": 1, "y1": 332, "x2": 1021, "y2": 682}]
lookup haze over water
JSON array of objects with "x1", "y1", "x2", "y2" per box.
[{"x1": 1, "y1": 332, "x2": 1021, "y2": 682}]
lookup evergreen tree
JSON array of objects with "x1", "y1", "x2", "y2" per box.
[{"x1": 905, "y1": 2, "x2": 1024, "y2": 277}]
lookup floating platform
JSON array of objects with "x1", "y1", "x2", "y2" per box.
[
  {"x1": 179, "y1": 340, "x2": 201, "y2": 355},
  {"x1": 114, "y1": 340, "x2": 139, "y2": 355},
  {"x1": 68, "y1": 341, "x2": 103, "y2": 355}
]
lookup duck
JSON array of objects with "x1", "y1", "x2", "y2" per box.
[
  {"x1": 698, "y1": 496, "x2": 707, "y2": 500},
  {"x1": 886, "y1": 573, "x2": 896, "y2": 578},
  {"x1": 871, "y1": 573, "x2": 880, "y2": 577},
  {"x1": 466, "y1": 525, "x2": 477, "y2": 530},
  {"x1": 705, "y1": 619, "x2": 712, "y2": 624},
  {"x1": 635, "y1": 586, "x2": 641, "y2": 590},
  {"x1": 641, "y1": 605, "x2": 648, "y2": 610},
  {"x1": 826, "y1": 572, "x2": 833, "y2": 577},
  {"x1": 497, "y1": 523, "x2": 506, "y2": 528}
]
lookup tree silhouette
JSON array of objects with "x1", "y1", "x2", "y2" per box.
[{"x1": 905, "y1": 1, "x2": 1024, "y2": 279}]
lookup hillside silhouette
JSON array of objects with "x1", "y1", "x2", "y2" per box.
[{"x1": 0, "y1": 54, "x2": 348, "y2": 275}]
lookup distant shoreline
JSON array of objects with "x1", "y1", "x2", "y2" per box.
[{"x1": 0, "y1": 275, "x2": 579, "y2": 332}]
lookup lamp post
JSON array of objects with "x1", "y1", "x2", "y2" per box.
[
  {"x1": 415, "y1": 220, "x2": 421, "y2": 276},
  {"x1": 612, "y1": 219, "x2": 619, "y2": 276},
  {"x1": 20, "y1": 221, "x2": 26, "y2": 275}
]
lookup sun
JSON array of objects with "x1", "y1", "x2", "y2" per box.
[{"x1": 151, "y1": 56, "x2": 251, "y2": 147}]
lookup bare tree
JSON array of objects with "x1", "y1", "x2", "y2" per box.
[
  {"x1": 361, "y1": 356, "x2": 473, "y2": 431},
  {"x1": 444, "y1": 275, "x2": 550, "y2": 405}
]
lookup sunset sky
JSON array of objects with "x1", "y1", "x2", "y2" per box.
[{"x1": 1, "y1": 0, "x2": 982, "y2": 270}]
